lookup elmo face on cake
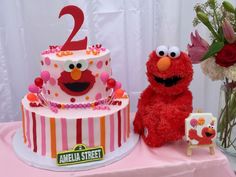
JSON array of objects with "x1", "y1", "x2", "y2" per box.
[
  {"x1": 58, "y1": 60, "x2": 95, "y2": 96},
  {"x1": 134, "y1": 45, "x2": 193, "y2": 147},
  {"x1": 147, "y1": 45, "x2": 193, "y2": 95}
]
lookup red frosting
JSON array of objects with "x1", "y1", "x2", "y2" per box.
[{"x1": 58, "y1": 70, "x2": 95, "y2": 96}]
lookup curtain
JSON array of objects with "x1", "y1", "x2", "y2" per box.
[{"x1": 0, "y1": 0, "x2": 231, "y2": 122}]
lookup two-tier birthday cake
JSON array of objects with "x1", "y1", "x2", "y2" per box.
[{"x1": 13, "y1": 5, "x2": 138, "y2": 171}]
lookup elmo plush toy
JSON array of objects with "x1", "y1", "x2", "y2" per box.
[{"x1": 134, "y1": 45, "x2": 193, "y2": 147}]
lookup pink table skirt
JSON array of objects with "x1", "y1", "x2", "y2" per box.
[{"x1": 1, "y1": 121, "x2": 235, "y2": 177}]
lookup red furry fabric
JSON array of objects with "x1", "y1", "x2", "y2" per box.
[{"x1": 133, "y1": 50, "x2": 193, "y2": 147}]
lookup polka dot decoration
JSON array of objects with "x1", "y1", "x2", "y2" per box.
[
  {"x1": 96, "y1": 60, "x2": 103, "y2": 69},
  {"x1": 85, "y1": 96, "x2": 90, "y2": 100},
  {"x1": 49, "y1": 77, "x2": 56, "y2": 86},
  {"x1": 41, "y1": 61, "x2": 44, "y2": 66},
  {"x1": 70, "y1": 98, "x2": 76, "y2": 103},
  {"x1": 95, "y1": 93, "x2": 102, "y2": 100},
  {"x1": 105, "y1": 60, "x2": 108, "y2": 65},
  {"x1": 89, "y1": 60, "x2": 93, "y2": 65},
  {"x1": 48, "y1": 90, "x2": 51, "y2": 95},
  {"x1": 54, "y1": 63, "x2": 58, "y2": 68},
  {"x1": 44, "y1": 57, "x2": 51, "y2": 65},
  {"x1": 55, "y1": 93, "x2": 59, "y2": 97}
]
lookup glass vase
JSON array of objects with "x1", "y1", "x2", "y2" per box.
[{"x1": 217, "y1": 83, "x2": 236, "y2": 156}]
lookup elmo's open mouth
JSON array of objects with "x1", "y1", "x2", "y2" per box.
[
  {"x1": 205, "y1": 132, "x2": 213, "y2": 137},
  {"x1": 153, "y1": 75, "x2": 182, "y2": 87},
  {"x1": 64, "y1": 82, "x2": 90, "y2": 92}
]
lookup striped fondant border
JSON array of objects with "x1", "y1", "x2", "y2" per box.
[{"x1": 21, "y1": 104, "x2": 130, "y2": 158}]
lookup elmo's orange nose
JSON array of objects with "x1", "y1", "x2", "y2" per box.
[
  {"x1": 208, "y1": 128, "x2": 214, "y2": 134},
  {"x1": 157, "y1": 57, "x2": 171, "y2": 72},
  {"x1": 71, "y1": 68, "x2": 81, "y2": 80}
]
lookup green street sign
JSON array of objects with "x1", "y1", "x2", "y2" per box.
[{"x1": 57, "y1": 144, "x2": 104, "y2": 166}]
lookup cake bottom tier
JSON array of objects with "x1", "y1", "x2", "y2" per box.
[{"x1": 21, "y1": 96, "x2": 131, "y2": 159}]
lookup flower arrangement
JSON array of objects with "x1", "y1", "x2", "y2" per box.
[{"x1": 188, "y1": 0, "x2": 236, "y2": 153}]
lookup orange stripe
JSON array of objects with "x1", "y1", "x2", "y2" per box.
[
  {"x1": 21, "y1": 104, "x2": 27, "y2": 143},
  {"x1": 127, "y1": 102, "x2": 130, "y2": 138},
  {"x1": 50, "y1": 118, "x2": 57, "y2": 158},
  {"x1": 100, "y1": 116, "x2": 106, "y2": 153}
]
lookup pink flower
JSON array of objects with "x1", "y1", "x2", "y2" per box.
[
  {"x1": 187, "y1": 30, "x2": 209, "y2": 64},
  {"x1": 222, "y1": 19, "x2": 236, "y2": 44}
]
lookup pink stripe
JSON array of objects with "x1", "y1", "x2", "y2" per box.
[
  {"x1": 40, "y1": 116, "x2": 46, "y2": 156},
  {"x1": 88, "y1": 118, "x2": 94, "y2": 147},
  {"x1": 25, "y1": 110, "x2": 31, "y2": 148},
  {"x1": 123, "y1": 107, "x2": 127, "y2": 142},
  {"x1": 110, "y1": 114, "x2": 115, "y2": 152},
  {"x1": 61, "y1": 118, "x2": 68, "y2": 150}
]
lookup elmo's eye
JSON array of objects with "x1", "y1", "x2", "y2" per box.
[
  {"x1": 168, "y1": 46, "x2": 180, "y2": 58},
  {"x1": 76, "y1": 63, "x2": 82, "y2": 68},
  {"x1": 64, "y1": 61, "x2": 75, "y2": 72},
  {"x1": 76, "y1": 60, "x2": 88, "y2": 71},
  {"x1": 69, "y1": 64, "x2": 74, "y2": 69},
  {"x1": 156, "y1": 45, "x2": 168, "y2": 57}
]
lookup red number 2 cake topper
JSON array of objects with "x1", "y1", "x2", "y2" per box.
[{"x1": 59, "y1": 5, "x2": 87, "y2": 51}]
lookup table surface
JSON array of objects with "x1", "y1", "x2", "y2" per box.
[{"x1": 1, "y1": 121, "x2": 235, "y2": 177}]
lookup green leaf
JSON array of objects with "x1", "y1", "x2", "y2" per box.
[
  {"x1": 196, "y1": 12, "x2": 221, "y2": 40},
  {"x1": 197, "y1": 12, "x2": 209, "y2": 25},
  {"x1": 208, "y1": 0, "x2": 216, "y2": 9},
  {"x1": 201, "y1": 41, "x2": 224, "y2": 61},
  {"x1": 222, "y1": 1, "x2": 235, "y2": 13}
]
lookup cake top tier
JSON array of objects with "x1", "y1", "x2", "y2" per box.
[{"x1": 39, "y1": 45, "x2": 112, "y2": 105}]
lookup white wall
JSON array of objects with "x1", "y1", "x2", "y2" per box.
[{"x1": 0, "y1": 0, "x2": 233, "y2": 122}]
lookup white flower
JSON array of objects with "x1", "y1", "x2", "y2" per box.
[
  {"x1": 201, "y1": 57, "x2": 225, "y2": 81},
  {"x1": 224, "y1": 64, "x2": 236, "y2": 81}
]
